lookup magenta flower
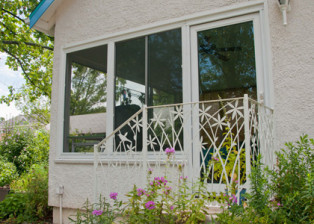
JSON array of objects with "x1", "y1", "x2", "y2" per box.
[
  {"x1": 110, "y1": 192, "x2": 118, "y2": 200},
  {"x1": 213, "y1": 157, "x2": 219, "y2": 161},
  {"x1": 277, "y1": 203, "x2": 282, "y2": 206},
  {"x1": 92, "y1": 210, "x2": 103, "y2": 216},
  {"x1": 137, "y1": 188, "x2": 145, "y2": 196},
  {"x1": 145, "y1": 201, "x2": 156, "y2": 210},
  {"x1": 170, "y1": 205, "x2": 174, "y2": 210},
  {"x1": 165, "y1": 147, "x2": 175, "y2": 155},
  {"x1": 164, "y1": 186, "x2": 172, "y2": 195},
  {"x1": 229, "y1": 194, "x2": 237, "y2": 204},
  {"x1": 180, "y1": 176, "x2": 188, "y2": 181},
  {"x1": 152, "y1": 176, "x2": 168, "y2": 186}
]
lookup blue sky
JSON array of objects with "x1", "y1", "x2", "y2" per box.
[{"x1": 0, "y1": 53, "x2": 25, "y2": 119}]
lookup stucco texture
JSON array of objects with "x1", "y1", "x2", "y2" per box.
[
  {"x1": 267, "y1": 0, "x2": 314, "y2": 144},
  {"x1": 48, "y1": 0, "x2": 314, "y2": 217}
]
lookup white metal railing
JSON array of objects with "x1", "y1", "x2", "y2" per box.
[{"x1": 93, "y1": 94, "x2": 274, "y2": 204}]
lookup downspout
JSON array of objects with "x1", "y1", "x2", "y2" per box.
[{"x1": 57, "y1": 185, "x2": 64, "y2": 224}]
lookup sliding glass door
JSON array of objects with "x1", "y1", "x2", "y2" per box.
[{"x1": 190, "y1": 14, "x2": 263, "y2": 189}]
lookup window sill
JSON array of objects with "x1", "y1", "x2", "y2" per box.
[{"x1": 54, "y1": 151, "x2": 187, "y2": 165}]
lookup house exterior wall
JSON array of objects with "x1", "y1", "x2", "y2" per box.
[{"x1": 49, "y1": 0, "x2": 314, "y2": 222}]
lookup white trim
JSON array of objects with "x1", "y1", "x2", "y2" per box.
[
  {"x1": 106, "y1": 42, "x2": 115, "y2": 153},
  {"x1": 259, "y1": 3, "x2": 274, "y2": 108},
  {"x1": 181, "y1": 24, "x2": 193, "y2": 181},
  {"x1": 56, "y1": 47, "x2": 67, "y2": 158},
  {"x1": 55, "y1": 151, "x2": 187, "y2": 164}
]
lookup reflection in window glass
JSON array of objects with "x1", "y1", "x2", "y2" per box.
[
  {"x1": 114, "y1": 29, "x2": 183, "y2": 152},
  {"x1": 197, "y1": 21, "x2": 257, "y2": 182},
  {"x1": 198, "y1": 21, "x2": 256, "y2": 101},
  {"x1": 64, "y1": 45, "x2": 107, "y2": 152},
  {"x1": 115, "y1": 37, "x2": 145, "y2": 128},
  {"x1": 148, "y1": 29, "x2": 182, "y2": 106}
]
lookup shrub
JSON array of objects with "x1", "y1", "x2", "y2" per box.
[
  {"x1": 0, "y1": 192, "x2": 27, "y2": 223},
  {"x1": 0, "y1": 164, "x2": 51, "y2": 223},
  {"x1": 0, "y1": 127, "x2": 33, "y2": 174},
  {"x1": 267, "y1": 134, "x2": 314, "y2": 222},
  {"x1": 216, "y1": 134, "x2": 314, "y2": 223},
  {"x1": 0, "y1": 158, "x2": 17, "y2": 187}
]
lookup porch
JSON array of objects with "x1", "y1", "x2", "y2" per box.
[{"x1": 93, "y1": 94, "x2": 274, "y2": 205}]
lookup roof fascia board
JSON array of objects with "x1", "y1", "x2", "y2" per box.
[{"x1": 29, "y1": 0, "x2": 55, "y2": 28}]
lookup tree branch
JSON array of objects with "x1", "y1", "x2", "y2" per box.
[
  {"x1": 1, "y1": 8, "x2": 26, "y2": 24},
  {"x1": 1, "y1": 47, "x2": 49, "y2": 97},
  {"x1": 2, "y1": 40, "x2": 53, "y2": 51}
]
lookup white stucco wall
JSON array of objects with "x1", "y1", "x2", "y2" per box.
[
  {"x1": 267, "y1": 0, "x2": 314, "y2": 144},
  {"x1": 48, "y1": 0, "x2": 314, "y2": 221}
]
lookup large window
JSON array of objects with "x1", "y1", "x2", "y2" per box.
[
  {"x1": 64, "y1": 45, "x2": 108, "y2": 152},
  {"x1": 63, "y1": 29, "x2": 183, "y2": 153}
]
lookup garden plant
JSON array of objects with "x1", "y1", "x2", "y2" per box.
[
  {"x1": 0, "y1": 126, "x2": 51, "y2": 223},
  {"x1": 70, "y1": 135, "x2": 313, "y2": 224}
]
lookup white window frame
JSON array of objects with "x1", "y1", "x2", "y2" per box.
[{"x1": 54, "y1": 0, "x2": 273, "y2": 164}]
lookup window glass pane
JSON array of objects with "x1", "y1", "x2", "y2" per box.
[
  {"x1": 197, "y1": 21, "x2": 256, "y2": 182},
  {"x1": 198, "y1": 21, "x2": 256, "y2": 101},
  {"x1": 148, "y1": 28, "x2": 182, "y2": 106},
  {"x1": 115, "y1": 37, "x2": 145, "y2": 128},
  {"x1": 147, "y1": 29, "x2": 183, "y2": 151},
  {"x1": 64, "y1": 45, "x2": 107, "y2": 152}
]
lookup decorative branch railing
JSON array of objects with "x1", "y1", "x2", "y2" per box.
[{"x1": 93, "y1": 94, "x2": 274, "y2": 204}]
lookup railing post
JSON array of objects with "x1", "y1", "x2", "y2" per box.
[
  {"x1": 93, "y1": 144, "x2": 98, "y2": 203},
  {"x1": 142, "y1": 106, "x2": 148, "y2": 182},
  {"x1": 243, "y1": 94, "x2": 251, "y2": 189}
]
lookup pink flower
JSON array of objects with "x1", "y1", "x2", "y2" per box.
[
  {"x1": 164, "y1": 186, "x2": 172, "y2": 195},
  {"x1": 137, "y1": 188, "x2": 145, "y2": 196},
  {"x1": 145, "y1": 201, "x2": 155, "y2": 210},
  {"x1": 180, "y1": 176, "x2": 188, "y2": 181},
  {"x1": 170, "y1": 205, "x2": 174, "y2": 210},
  {"x1": 229, "y1": 194, "x2": 237, "y2": 204},
  {"x1": 110, "y1": 192, "x2": 118, "y2": 200},
  {"x1": 277, "y1": 203, "x2": 282, "y2": 206},
  {"x1": 213, "y1": 157, "x2": 219, "y2": 161},
  {"x1": 92, "y1": 210, "x2": 103, "y2": 216},
  {"x1": 165, "y1": 147, "x2": 175, "y2": 155}
]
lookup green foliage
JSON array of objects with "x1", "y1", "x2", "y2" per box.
[
  {"x1": 0, "y1": 0, "x2": 54, "y2": 104},
  {"x1": 0, "y1": 158, "x2": 17, "y2": 186},
  {"x1": 0, "y1": 126, "x2": 51, "y2": 222},
  {"x1": 70, "y1": 63, "x2": 107, "y2": 115},
  {"x1": 0, "y1": 127, "x2": 33, "y2": 174},
  {"x1": 216, "y1": 134, "x2": 314, "y2": 224},
  {"x1": 267, "y1": 134, "x2": 314, "y2": 222},
  {"x1": 15, "y1": 92, "x2": 51, "y2": 125},
  {"x1": 0, "y1": 164, "x2": 51, "y2": 223},
  {"x1": 0, "y1": 126, "x2": 49, "y2": 175},
  {"x1": 0, "y1": 192, "x2": 27, "y2": 223},
  {"x1": 207, "y1": 126, "x2": 246, "y2": 185},
  {"x1": 69, "y1": 197, "x2": 123, "y2": 224},
  {"x1": 246, "y1": 155, "x2": 270, "y2": 215}
]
